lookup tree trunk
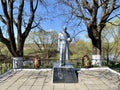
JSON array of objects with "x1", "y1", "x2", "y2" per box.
[
  {"x1": 88, "y1": 25, "x2": 102, "y2": 66},
  {"x1": 92, "y1": 37, "x2": 101, "y2": 55},
  {"x1": 17, "y1": 40, "x2": 24, "y2": 57},
  {"x1": 0, "y1": 0, "x2": 39, "y2": 57}
]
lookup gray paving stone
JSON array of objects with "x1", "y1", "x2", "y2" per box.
[
  {"x1": 0, "y1": 68, "x2": 119, "y2": 90},
  {"x1": 42, "y1": 85, "x2": 53, "y2": 90},
  {"x1": 33, "y1": 81, "x2": 44, "y2": 86},
  {"x1": 30, "y1": 86, "x2": 42, "y2": 90},
  {"x1": 64, "y1": 84, "x2": 77, "y2": 90},
  {"x1": 19, "y1": 86, "x2": 31, "y2": 90},
  {"x1": 75, "y1": 84, "x2": 88, "y2": 90}
]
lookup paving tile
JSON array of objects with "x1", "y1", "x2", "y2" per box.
[
  {"x1": 109, "y1": 84, "x2": 119, "y2": 90},
  {"x1": 19, "y1": 86, "x2": 31, "y2": 90},
  {"x1": 64, "y1": 84, "x2": 77, "y2": 90},
  {"x1": 53, "y1": 83, "x2": 65, "y2": 90},
  {"x1": 0, "y1": 84, "x2": 10, "y2": 90},
  {"x1": 23, "y1": 80, "x2": 35, "y2": 86},
  {"x1": 83, "y1": 80, "x2": 94, "y2": 85},
  {"x1": 97, "y1": 84, "x2": 112, "y2": 90},
  {"x1": 34, "y1": 81, "x2": 44, "y2": 86},
  {"x1": 75, "y1": 84, "x2": 88, "y2": 90},
  {"x1": 54, "y1": 86, "x2": 65, "y2": 90},
  {"x1": 10, "y1": 81, "x2": 24, "y2": 86},
  {"x1": 30, "y1": 86, "x2": 42, "y2": 90},
  {"x1": 5, "y1": 86, "x2": 20, "y2": 90},
  {"x1": 92, "y1": 80, "x2": 103, "y2": 85},
  {"x1": 42, "y1": 85, "x2": 53, "y2": 90},
  {"x1": 0, "y1": 68, "x2": 119, "y2": 90},
  {"x1": 86, "y1": 84, "x2": 100, "y2": 90}
]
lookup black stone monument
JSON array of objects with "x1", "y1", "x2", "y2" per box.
[{"x1": 53, "y1": 62, "x2": 78, "y2": 83}]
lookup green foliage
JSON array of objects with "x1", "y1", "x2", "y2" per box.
[
  {"x1": 72, "y1": 61, "x2": 82, "y2": 68},
  {"x1": 0, "y1": 43, "x2": 11, "y2": 56},
  {"x1": 0, "y1": 63, "x2": 12, "y2": 75},
  {"x1": 25, "y1": 30, "x2": 58, "y2": 59},
  {"x1": 40, "y1": 63, "x2": 52, "y2": 68},
  {"x1": 23, "y1": 63, "x2": 33, "y2": 69},
  {"x1": 102, "y1": 18, "x2": 120, "y2": 62},
  {"x1": 108, "y1": 61, "x2": 120, "y2": 72},
  {"x1": 70, "y1": 40, "x2": 92, "y2": 59}
]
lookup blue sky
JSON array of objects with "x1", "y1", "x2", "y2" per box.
[
  {"x1": 0, "y1": 0, "x2": 120, "y2": 42},
  {"x1": 37, "y1": 0, "x2": 88, "y2": 41},
  {"x1": 3, "y1": 0, "x2": 120, "y2": 40},
  {"x1": 0, "y1": 0, "x2": 89, "y2": 41}
]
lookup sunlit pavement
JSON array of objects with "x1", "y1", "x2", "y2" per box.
[{"x1": 0, "y1": 68, "x2": 120, "y2": 90}]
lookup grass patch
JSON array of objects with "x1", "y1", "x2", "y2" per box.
[{"x1": 109, "y1": 63, "x2": 120, "y2": 72}]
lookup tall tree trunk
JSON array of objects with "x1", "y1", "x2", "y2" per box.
[
  {"x1": 91, "y1": 35, "x2": 101, "y2": 55},
  {"x1": 17, "y1": 37, "x2": 25, "y2": 57},
  {"x1": 0, "y1": 0, "x2": 39, "y2": 57},
  {"x1": 87, "y1": 25, "x2": 102, "y2": 66}
]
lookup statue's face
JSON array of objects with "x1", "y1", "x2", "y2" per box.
[{"x1": 63, "y1": 27, "x2": 67, "y2": 32}]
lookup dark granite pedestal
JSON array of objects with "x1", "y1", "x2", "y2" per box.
[{"x1": 53, "y1": 62, "x2": 78, "y2": 83}]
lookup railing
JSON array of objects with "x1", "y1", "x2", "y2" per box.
[
  {"x1": 14, "y1": 59, "x2": 82, "y2": 69},
  {"x1": 0, "y1": 57, "x2": 82, "y2": 76},
  {"x1": 1, "y1": 57, "x2": 119, "y2": 75},
  {"x1": 0, "y1": 60, "x2": 12, "y2": 75}
]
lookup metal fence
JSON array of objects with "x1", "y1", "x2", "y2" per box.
[
  {"x1": 13, "y1": 58, "x2": 82, "y2": 69},
  {"x1": 0, "y1": 60, "x2": 12, "y2": 75},
  {"x1": 0, "y1": 57, "x2": 120, "y2": 75}
]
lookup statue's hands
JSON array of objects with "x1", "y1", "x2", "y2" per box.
[{"x1": 67, "y1": 38, "x2": 72, "y2": 42}]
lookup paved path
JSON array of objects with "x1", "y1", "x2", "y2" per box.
[{"x1": 0, "y1": 68, "x2": 120, "y2": 90}]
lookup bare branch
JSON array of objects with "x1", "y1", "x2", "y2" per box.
[
  {"x1": 0, "y1": 15, "x2": 7, "y2": 24},
  {"x1": 13, "y1": 18, "x2": 17, "y2": 27},
  {"x1": 23, "y1": 0, "x2": 38, "y2": 38},
  {"x1": 76, "y1": 0, "x2": 88, "y2": 25},
  {"x1": 17, "y1": 0, "x2": 24, "y2": 35},
  {"x1": 34, "y1": 0, "x2": 38, "y2": 12},
  {"x1": 1, "y1": 0, "x2": 10, "y2": 20},
  {"x1": 107, "y1": 21, "x2": 120, "y2": 26},
  {"x1": 33, "y1": 40, "x2": 42, "y2": 52},
  {"x1": 0, "y1": 27, "x2": 9, "y2": 45},
  {"x1": 107, "y1": 14, "x2": 120, "y2": 21},
  {"x1": 100, "y1": 0, "x2": 115, "y2": 24},
  {"x1": 31, "y1": 17, "x2": 42, "y2": 29},
  {"x1": 82, "y1": 0, "x2": 92, "y2": 14}
]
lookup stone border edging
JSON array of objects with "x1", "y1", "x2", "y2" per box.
[
  {"x1": 13, "y1": 68, "x2": 52, "y2": 71},
  {"x1": 80, "y1": 67, "x2": 120, "y2": 76},
  {"x1": 0, "y1": 69, "x2": 14, "y2": 82}
]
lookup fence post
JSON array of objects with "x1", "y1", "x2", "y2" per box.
[{"x1": 13, "y1": 57, "x2": 24, "y2": 69}]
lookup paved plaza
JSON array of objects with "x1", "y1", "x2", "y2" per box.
[{"x1": 0, "y1": 68, "x2": 120, "y2": 90}]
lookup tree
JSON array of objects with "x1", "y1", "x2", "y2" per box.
[
  {"x1": 102, "y1": 19, "x2": 120, "y2": 64},
  {"x1": 102, "y1": 23, "x2": 115, "y2": 64},
  {"x1": 70, "y1": 40, "x2": 92, "y2": 59},
  {"x1": 27, "y1": 29, "x2": 58, "y2": 58},
  {"x1": 0, "y1": 42, "x2": 4, "y2": 56},
  {"x1": 57, "y1": 0, "x2": 120, "y2": 65},
  {"x1": 0, "y1": 0, "x2": 41, "y2": 57}
]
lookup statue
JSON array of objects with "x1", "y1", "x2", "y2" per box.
[
  {"x1": 53, "y1": 28, "x2": 78, "y2": 83},
  {"x1": 57, "y1": 26, "x2": 72, "y2": 66}
]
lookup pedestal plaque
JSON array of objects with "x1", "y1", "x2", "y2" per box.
[{"x1": 53, "y1": 63, "x2": 78, "y2": 83}]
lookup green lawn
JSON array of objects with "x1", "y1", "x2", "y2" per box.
[{"x1": 109, "y1": 63, "x2": 120, "y2": 73}]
